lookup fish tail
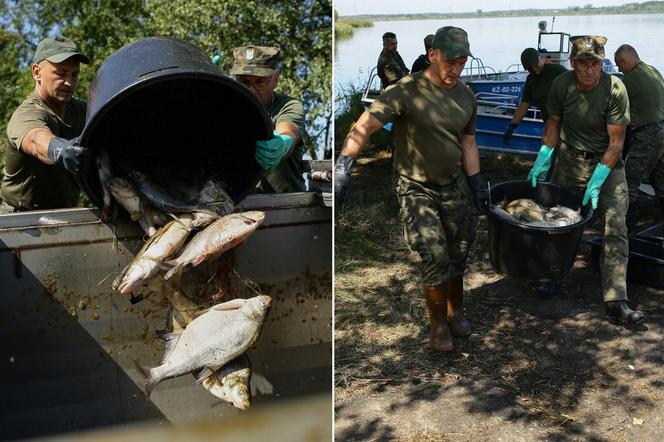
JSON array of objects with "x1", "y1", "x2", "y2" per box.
[{"x1": 131, "y1": 357, "x2": 158, "y2": 396}]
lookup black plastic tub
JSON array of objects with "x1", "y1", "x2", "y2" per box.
[
  {"x1": 588, "y1": 235, "x2": 664, "y2": 289},
  {"x1": 488, "y1": 180, "x2": 594, "y2": 282},
  {"x1": 79, "y1": 37, "x2": 272, "y2": 208}
]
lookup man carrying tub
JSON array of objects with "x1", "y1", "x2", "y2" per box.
[{"x1": 528, "y1": 35, "x2": 644, "y2": 327}]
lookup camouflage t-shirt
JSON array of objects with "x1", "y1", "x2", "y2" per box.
[
  {"x1": 368, "y1": 71, "x2": 477, "y2": 186},
  {"x1": 1, "y1": 91, "x2": 86, "y2": 210},
  {"x1": 258, "y1": 92, "x2": 306, "y2": 193},
  {"x1": 521, "y1": 63, "x2": 568, "y2": 121},
  {"x1": 547, "y1": 70, "x2": 630, "y2": 154},
  {"x1": 621, "y1": 62, "x2": 664, "y2": 128}
]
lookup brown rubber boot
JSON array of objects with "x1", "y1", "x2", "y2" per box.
[
  {"x1": 447, "y1": 276, "x2": 473, "y2": 337},
  {"x1": 422, "y1": 285, "x2": 454, "y2": 352}
]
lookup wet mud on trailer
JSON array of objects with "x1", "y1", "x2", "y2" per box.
[{"x1": 0, "y1": 192, "x2": 331, "y2": 441}]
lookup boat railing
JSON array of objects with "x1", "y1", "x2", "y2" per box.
[
  {"x1": 476, "y1": 92, "x2": 542, "y2": 120},
  {"x1": 463, "y1": 57, "x2": 497, "y2": 80}
]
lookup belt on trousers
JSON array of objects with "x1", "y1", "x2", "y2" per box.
[{"x1": 563, "y1": 144, "x2": 603, "y2": 160}]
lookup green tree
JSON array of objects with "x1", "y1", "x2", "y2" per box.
[{"x1": 147, "y1": 0, "x2": 332, "y2": 158}]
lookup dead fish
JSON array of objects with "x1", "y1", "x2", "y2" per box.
[
  {"x1": 96, "y1": 150, "x2": 113, "y2": 221},
  {"x1": 548, "y1": 205, "x2": 582, "y2": 225},
  {"x1": 505, "y1": 198, "x2": 544, "y2": 222},
  {"x1": 127, "y1": 170, "x2": 233, "y2": 217},
  {"x1": 200, "y1": 355, "x2": 252, "y2": 410},
  {"x1": 109, "y1": 177, "x2": 142, "y2": 221},
  {"x1": 191, "y1": 211, "x2": 218, "y2": 229},
  {"x1": 135, "y1": 295, "x2": 272, "y2": 396},
  {"x1": 164, "y1": 211, "x2": 265, "y2": 280},
  {"x1": 117, "y1": 214, "x2": 193, "y2": 294}
]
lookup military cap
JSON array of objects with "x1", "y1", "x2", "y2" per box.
[
  {"x1": 424, "y1": 34, "x2": 434, "y2": 51},
  {"x1": 520, "y1": 47, "x2": 541, "y2": 70},
  {"x1": 33, "y1": 35, "x2": 90, "y2": 65},
  {"x1": 230, "y1": 45, "x2": 281, "y2": 77},
  {"x1": 570, "y1": 35, "x2": 607, "y2": 61},
  {"x1": 432, "y1": 26, "x2": 472, "y2": 60}
]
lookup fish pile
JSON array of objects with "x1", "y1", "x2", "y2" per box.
[
  {"x1": 135, "y1": 295, "x2": 274, "y2": 409},
  {"x1": 98, "y1": 150, "x2": 272, "y2": 409},
  {"x1": 491, "y1": 198, "x2": 583, "y2": 227}
]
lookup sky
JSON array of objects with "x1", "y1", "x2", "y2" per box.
[{"x1": 335, "y1": 0, "x2": 642, "y2": 16}]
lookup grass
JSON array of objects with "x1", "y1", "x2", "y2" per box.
[{"x1": 335, "y1": 18, "x2": 373, "y2": 40}]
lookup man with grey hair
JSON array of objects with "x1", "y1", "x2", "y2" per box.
[
  {"x1": 336, "y1": 26, "x2": 489, "y2": 352},
  {"x1": 528, "y1": 35, "x2": 644, "y2": 327},
  {"x1": 614, "y1": 44, "x2": 664, "y2": 231},
  {"x1": 1, "y1": 35, "x2": 91, "y2": 211}
]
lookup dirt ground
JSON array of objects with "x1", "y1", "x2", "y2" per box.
[{"x1": 334, "y1": 149, "x2": 664, "y2": 441}]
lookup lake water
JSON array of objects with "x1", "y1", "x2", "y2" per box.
[{"x1": 335, "y1": 14, "x2": 664, "y2": 91}]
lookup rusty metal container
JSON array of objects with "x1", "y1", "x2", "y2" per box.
[{"x1": 0, "y1": 193, "x2": 331, "y2": 440}]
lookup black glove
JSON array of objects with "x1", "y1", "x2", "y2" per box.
[
  {"x1": 503, "y1": 122, "x2": 518, "y2": 145},
  {"x1": 467, "y1": 172, "x2": 490, "y2": 214},
  {"x1": 47, "y1": 136, "x2": 92, "y2": 175},
  {"x1": 334, "y1": 153, "x2": 356, "y2": 207}
]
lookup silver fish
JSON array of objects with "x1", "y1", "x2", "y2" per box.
[
  {"x1": 116, "y1": 214, "x2": 193, "y2": 294},
  {"x1": 494, "y1": 199, "x2": 582, "y2": 227},
  {"x1": 109, "y1": 177, "x2": 142, "y2": 221},
  {"x1": 200, "y1": 355, "x2": 252, "y2": 410},
  {"x1": 127, "y1": 170, "x2": 233, "y2": 216},
  {"x1": 164, "y1": 211, "x2": 265, "y2": 280},
  {"x1": 136, "y1": 295, "x2": 272, "y2": 396}
]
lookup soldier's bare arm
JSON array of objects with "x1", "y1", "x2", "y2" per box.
[
  {"x1": 460, "y1": 134, "x2": 481, "y2": 176},
  {"x1": 20, "y1": 127, "x2": 56, "y2": 164},
  {"x1": 541, "y1": 115, "x2": 561, "y2": 148},
  {"x1": 340, "y1": 111, "x2": 384, "y2": 159},
  {"x1": 602, "y1": 124, "x2": 627, "y2": 167},
  {"x1": 275, "y1": 121, "x2": 301, "y2": 158}
]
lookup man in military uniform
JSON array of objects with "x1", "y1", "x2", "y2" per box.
[
  {"x1": 335, "y1": 27, "x2": 490, "y2": 352},
  {"x1": 528, "y1": 35, "x2": 644, "y2": 327},
  {"x1": 376, "y1": 32, "x2": 409, "y2": 90},
  {"x1": 231, "y1": 45, "x2": 306, "y2": 193},
  {"x1": 614, "y1": 44, "x2": 664, "y2": 231},
  {"x1": 503, "y1": 47, "x2": 568, "y2": 145},
  {"x1": 1, "y1": 35, "x2": 92, "y2": 211},
  {"x1": 410, "y1": 34, "x2": 434, "y2": 74}
]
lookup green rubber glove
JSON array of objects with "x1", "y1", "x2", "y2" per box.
[
  {"x1": 211, "y1": 54, "x2": 221, "y2": 66},
  {"x1": 255, "y1": 131, "x2": 293, "y2": 169},
  {"x1": 582, "y1": 163, "x2": 611, "y2": 209},
  {"x1": 527, "y1": 145, "x2": 554, "y2": 187}
]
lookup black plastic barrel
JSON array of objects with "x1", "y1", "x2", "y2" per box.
[
  {"x1": 487, "y1": 180, "x2": 594, "y2": 282},
  {"x1": 79, "y1": 37, "x2": 272, "y2": 208}
]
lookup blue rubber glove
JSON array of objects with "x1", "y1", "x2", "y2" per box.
[
  {"x1": 255, "y1": 131, "x2": 293, "y2": 169},
  {"x1": 211, "y1": 54, "x2": 221, "y2": 66},
  {"x1": 582, "y1": 163, "x2": 611, "y2": 209},
  {"x1": 527, "y1": 144, "x2": 554, "y2": 187},
  {"x1": 334, "y1": 153, "x2": 356, "y2": 206},
  {"x1": 47, "y1": 136, "x2": 92, "y2": 175}
]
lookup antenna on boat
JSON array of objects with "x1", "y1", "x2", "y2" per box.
[{"x1": 551, "y1": 16, "x2": 556, "y2": 32}]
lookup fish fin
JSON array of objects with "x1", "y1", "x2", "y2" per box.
[
  {"x1": 163, "y1": 265, "x2": 180, "y2": 280},
  {"x1": 164, "y1": 211, "x2": 193, "y2": 231},
  {"x1": 131, "y1": 357, "x2": 157, "y2": 396},
  {"x1": 159, "y1": 331, "x2": 183, "y2": 363},
  {"x1": 195, "y1": 366, "x2": 220, "y2": 384},
  {"x1": 250, "y1": 373, "x2": 274, "y2": 396},
  {"x1": 211, "y1": 299, "x2": 245, "y2": 311}
]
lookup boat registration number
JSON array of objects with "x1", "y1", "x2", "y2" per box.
[{"x1": 491, "y1": 86, "x2": 522, "y2": 94}]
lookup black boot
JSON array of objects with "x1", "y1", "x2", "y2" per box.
[{"x1": 605, "y1": 300, "x2": 645, "y2": 327}]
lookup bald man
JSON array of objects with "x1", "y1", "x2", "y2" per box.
[{"x1": 614, "y1": 44, "x2": 664, "y2": 230}]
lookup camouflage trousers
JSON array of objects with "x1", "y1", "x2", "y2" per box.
[
  {"x1": 625, "y1": 121, "x2": 664, "y2": 203},
  {"x1": 395, "y1": 174, "x2": 477, "y2": 287},
  {"x1": 551, "y1": 143, "x2": 629, "y2": 302}
]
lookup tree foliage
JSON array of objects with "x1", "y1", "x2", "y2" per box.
[{"x1": 0, "y1": 0, "x2": 332, "y2": 167}]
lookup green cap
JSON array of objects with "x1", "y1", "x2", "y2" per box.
[
  {"x1": 432, "y1": 26, "x2": 472, "y2": 59},
  {"x1": 230, "y1": 45, "x2": 281, "y2": 77},
  {"x1": 424, "y1": 34, "x2": 434, "y2": 51},
  {"x1": 570, "y1": 35, "x2": 606, "y2": 61},
  {"x1": 520, "y1": 47, "x2": 540, "y2": 69},
  {"x1": 33, "y1": 35, "x2": 90, "y2": 65}
]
